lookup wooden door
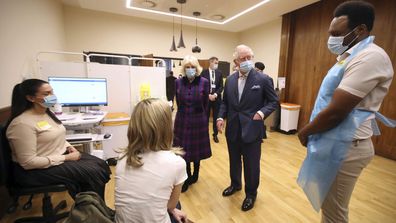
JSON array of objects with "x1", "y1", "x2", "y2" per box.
[
  {"x1": 140, "y1": 53, "x2": 154, "y2": 67},
  {"x1": 199, "y1": 59, "x2": 209, "y2": 70}
]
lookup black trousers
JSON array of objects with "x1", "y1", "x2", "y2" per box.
[
  {"x1": 13, "y1": 153, "x2": 111, "y2": 199},
  {"x1": 207, "y1": 99, "x2": 220, "y2": 136},
  {"x1": 226, "y1": 125, "x2": 262, "y2": 198}
]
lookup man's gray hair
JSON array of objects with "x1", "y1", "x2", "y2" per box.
[{"x1": 233, "y1": 45, "x2": 254, "y2": 59}]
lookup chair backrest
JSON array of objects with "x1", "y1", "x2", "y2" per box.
[{"x1": 0, "y1": 125, "x2": 13, "y2": 191}]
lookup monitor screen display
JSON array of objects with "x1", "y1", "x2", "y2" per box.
[{"x1": 48, "y1": 77, "x2": 108, "y2": 106}]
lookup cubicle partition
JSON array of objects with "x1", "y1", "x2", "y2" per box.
[
  {"x1": 37, "y1": 52, "x2": 167, "y2": 115},
  {"x1": 37, "y1": 52, "x2": 166, "y2": 160}
]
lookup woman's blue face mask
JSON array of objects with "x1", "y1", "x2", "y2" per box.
[
  {"x1": 42, "y1": 94, "x2": 58, "y2": 108},
  {"x1": 185, "y1": 68, "x2": 196, "y2": 79}
]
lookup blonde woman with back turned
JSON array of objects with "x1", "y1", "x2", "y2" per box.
[{"x1": 115, "y1": 98, "x2": 188, "y2": 223}]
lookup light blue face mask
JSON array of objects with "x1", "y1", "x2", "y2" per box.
[
  {"x1": 239, "y1": 60, "x2": 253, "y2": 73},
  {"x1": 43, "y1": 94, "x2": 57, "y2": 108},
  {"x1": 185, "y1": 68, "x2": 196, "y2": 79},
  {"x1": 327, "y1": 27, "x2": 359, "y2": 55}
]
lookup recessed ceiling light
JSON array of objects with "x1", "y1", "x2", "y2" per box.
[
  {"x1": 126, "y1": 0, "x2": 271, "y2": 25},
  {"x1": 140, "y1": 0, "x2": 156, "y2": 8},
  {"x1": 210, "y1": 15, "x2": 225, "y2": 21}
]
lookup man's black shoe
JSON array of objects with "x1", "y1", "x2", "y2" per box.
[
  {"x1": 241, "y1": 197, "x2": 256, "y2": 211},
  {"x1": 222, "y1": 186, "x2": 241, "y2": 197},
  {"x1": 213, "y1": 135, "x2": 219, "y2": 143}
]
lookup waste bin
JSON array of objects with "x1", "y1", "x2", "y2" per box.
[
  {"x1": 101, "y1": 112, "x2": 130, "y2": 161},
  {"x1": 280, "y1": 103, "x2": 301, "y2": 132}
]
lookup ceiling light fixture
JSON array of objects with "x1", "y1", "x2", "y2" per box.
[
  {"x1": 192, "y1": 11, "x2": 201, "y2": 53},
  {"x1": 140, "y1": 0, "x2": 156, "y2": 8},
  {"x1": 169, "y1": 7, "x2": 178, "y2": 52},
  {"x1": 177, "y1": 0, "x2": 186, "y2": 48},
  {"x1": 126, "y1": 0, "x2": 272, "y2": 25},
  {"x1": 210, "y1": 14, "x2": 225, "y2": 21}
]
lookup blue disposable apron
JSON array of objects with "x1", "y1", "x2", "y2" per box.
[{"x1": 297, "y1": 36, "x2": 396, "y2": 211}]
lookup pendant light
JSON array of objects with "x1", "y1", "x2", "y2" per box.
[
  {"x1": 192, "y1": 11, "x2": 201, "y2": 53},
  {"x1": 169, "y1": 7, "x2": 178, "y2": 52},
  {"x1": 177, "y1": 0, "x2": 186, "y2": 48}
]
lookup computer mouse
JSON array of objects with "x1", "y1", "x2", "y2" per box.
[{"x1": 104, "y1": 133, "x2": 111, "y2": 139}]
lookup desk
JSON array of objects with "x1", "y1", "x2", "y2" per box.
[
  {"x1": 101, "y1": 112, "x2": 130, "y2": 160},
  {"x1": 57, "y1": 112, "x2": 108, "y2": 158}
]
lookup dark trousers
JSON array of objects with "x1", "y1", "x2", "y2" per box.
[
  {"x1": 13, "y1": 153, "x2": 111, "y2": 199},
  {"x1": 226, "y1": 126, "x2": 262, "y2": 198},
  {"x1": 207, "y1": 99, "x2": 220, "y2": 136}
]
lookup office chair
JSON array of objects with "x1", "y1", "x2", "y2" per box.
[{"x1": 0, "y1": 125, "x2": 69, "y2": 223}]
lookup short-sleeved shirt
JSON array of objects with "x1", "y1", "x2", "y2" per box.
[
  {"x1": 115, "y1": 150, "x2": 187, "y2": 223},
  {"x1": 338, "y1": 40, "x2": 394, "y2": 139}
]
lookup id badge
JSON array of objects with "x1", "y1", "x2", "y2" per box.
[{"x1": 37, "y1": 121, "x2": 51, "y2": 130}]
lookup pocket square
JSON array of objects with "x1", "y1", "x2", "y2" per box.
[{"x1": 251, "y1": 85, "x2": 261, "y2": 90}]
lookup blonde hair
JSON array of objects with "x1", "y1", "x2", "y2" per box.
[
  {"x1": 123, "y1": 98, "x2": 177, "y2": 167},
  {"x1": 180, "y1": 55, "x2": 203, "y2": 76}
]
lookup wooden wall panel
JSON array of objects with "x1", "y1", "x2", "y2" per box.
[
  {"x1": 281, "y1": 0, "x2": 396, "y2": 160},
  {"x1": 198, "y1": 59, "x2": 210, "y2": 70}
]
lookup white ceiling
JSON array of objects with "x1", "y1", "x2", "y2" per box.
[{"x1": 62, "y1": 0, "x2": 319, "y2": 32}]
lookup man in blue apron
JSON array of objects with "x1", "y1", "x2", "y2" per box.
[{"x1": 297, "y1": 1, "x2": 394, "y2": 223}]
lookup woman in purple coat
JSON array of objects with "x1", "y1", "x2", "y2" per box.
[{"x1": 174, "y1": 55, "x2": 212, "y2": 192}]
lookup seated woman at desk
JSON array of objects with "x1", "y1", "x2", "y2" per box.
[
  {"x1": 115, "y1": 98, "x2": 188, "y2": 223},
  {"x1": 6, "y1": 79, "x2": 111, "y2": 199}
]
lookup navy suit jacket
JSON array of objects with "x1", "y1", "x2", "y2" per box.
[
  {"x1": 218, "y1": 69, "x2": 279, "y2": 143},
  {"x1": 201, "y1": 69, "x2": 224, "y2": 100}
]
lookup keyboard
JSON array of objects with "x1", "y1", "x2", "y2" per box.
[
  {"x1": 65, "y1": 133, "x2": 93, "y2": 142},
  {"x1": 57, "y1": 113, "x2": 78, "y2": 121},
  {"x1": 81, "y1": 115, "x2": 97, "y2": 120}
]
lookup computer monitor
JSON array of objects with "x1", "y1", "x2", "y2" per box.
[{"x1": 48, "y1": 77, "x2": 108, "y2": 107}]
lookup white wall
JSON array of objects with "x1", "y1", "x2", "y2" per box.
[
  {"x1": 64, "y1": 6, "x2": 239, "y2": 65},
  {"x1": 239, "y1": 18, "x2": 282, "y2": 86},
  {"x1": 0, "y1": 0, "x2": 66, "y2": 107}
]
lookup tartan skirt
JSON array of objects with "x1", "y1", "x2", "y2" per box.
[{"x1": 173, "y1": 111, "x2": 212, "y2": 162}]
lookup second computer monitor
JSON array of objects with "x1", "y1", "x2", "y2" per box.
[{"x1": 48, "y1": 77, "x2": 108, "y2": 107}]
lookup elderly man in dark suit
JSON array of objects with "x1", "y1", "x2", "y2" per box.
[
  {"x1": 217, "y1": 45, "x2": 279, "y2": 211},
  {"x1": 201, "y1": 56, "x2": 224, "y2": 143}
]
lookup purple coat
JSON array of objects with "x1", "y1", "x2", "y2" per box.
[{"x1": 173, "y1": 76, "x2": 212, "y2": 162}]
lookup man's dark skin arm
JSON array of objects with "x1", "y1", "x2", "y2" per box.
[{"x1": 298, "y1": 88, "x2": 363, "y2": 146}]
